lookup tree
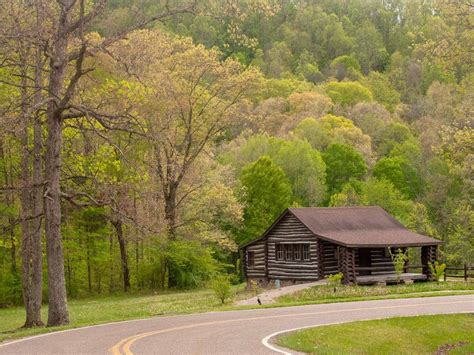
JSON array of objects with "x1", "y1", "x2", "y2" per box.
[
  {"x1": 266, "y1": 42, "x2": 294, "y2": 78},
  {"x1": 444, "y1": 202, "x2": 473, "y2": 267},
  {"x1": 361, "y1": 178, "x2": 413, "y2": 225},
  {"x1": 329, "y1": 183, "x2": 363, "y2": 207},
  {"x1": 389, "y1": 248, "x2": 409, "y2": 284},
  {"x1": 353, "y1": 21, "x2": 388, "y2": 74},
  {"x1": 211, "y1": 275, "x2": 232, "y2": 304},
  {"x1": 322, "y1": 144, "x2": 367, "y2": 194},
  {"x1": 373, "y1": 157, "x2": 422, "y2": 199},
  {"x1": 293, "y1": 115, "x2": 372, "y2": 161},
  {"x1": 93, "y1": 29, "x2": 257, "y2": 240},
  {"x1": 0, "y1": 0, "x2": 197, "y2": 327},
  {"x1": 362, "y1": 71, "x2": 400, "y2": 112},
  {"x1": 273, "y1": 140, "x2": 326, "y2": 206},
  {"x1": 0, "y1": 1, "x2": 45, "y2": 327},
  {"x1": 324, "y1": 81, "x2": 373, "y2": 107},
  {"x1": 288, "y1": 92, "x2": 333, "y2": 119},
  {"x1": 376, "y1": 123, "x2": 414, "y2": 157},
  {"x1": 239, "y1": 156, "x2": 292, "y2": 245},
  {"x1": 330, "y1": 55, "x2": 362, "y2": 81}
]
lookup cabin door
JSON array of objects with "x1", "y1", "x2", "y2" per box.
[{"x1": 358, "y1": 248, "x2": 371, "y2": 275}]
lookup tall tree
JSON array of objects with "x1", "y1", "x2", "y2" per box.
[
  {"x1": 239, "y1": 156, "x2": 292, "y2": 245},
  {"x1": 1, "y1": 0, "x2": 196, "y2": 327}
]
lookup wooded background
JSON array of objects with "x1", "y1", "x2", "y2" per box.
[{"x1": 0, "y1": 0, "x2": 472, "y2": 327}]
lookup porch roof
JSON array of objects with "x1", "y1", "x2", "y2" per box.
[{"x1": 289, "y1": 206, "x2": 442, "y2": 248}]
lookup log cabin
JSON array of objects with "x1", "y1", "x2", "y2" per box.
[{"x1": 241, "y1": 206, "x2": 441, "y2": 286}]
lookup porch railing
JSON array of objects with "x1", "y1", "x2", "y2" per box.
[{"x1": 355, "y1": 264, "x2": 473, "y2": 281}]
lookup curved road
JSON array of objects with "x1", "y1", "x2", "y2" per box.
[{"x1": 1, "y1": 295, "x2": 473, "y2": 355}]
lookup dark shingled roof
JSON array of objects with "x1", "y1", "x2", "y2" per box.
[{"x1": 288, "y1": 206, "x2": 441, "y2": 247}]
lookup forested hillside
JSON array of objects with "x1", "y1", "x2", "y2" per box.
[{"x1": 0, "y1": 0, "x2": 472, "y2": 327}]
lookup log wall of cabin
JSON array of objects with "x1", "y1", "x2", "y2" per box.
[
  {"x1": 368, "y1": 248, "x2": 395, "y2": 275},
  {"x1": 321, "y1": 240, "x2": 339, "y2": 276},
  {"x1": 266, "y1": 214, "x2": 319, "y2": 280},
  {"x1": 353, "y1": 248, "x2": 395, "y2": 276},
  {"x1": 244, "y1": 240, "x2": 266, "y2": 279}
]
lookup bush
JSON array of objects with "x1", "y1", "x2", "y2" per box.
[
  {"x1": 211, "y1": 275, "x2": 232, "y2": 304},
  {"x1": 429, "y1": 261, "x2": 446, "y2": 282},
  {"x1": 328, "y1": 272, "x2": 344, "y2": 292},
  {"x1": 389, "y1": 248, "x2": 409, "y2": 283}
]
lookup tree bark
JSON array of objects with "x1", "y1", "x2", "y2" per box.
[
  {"x1": 111, "y1": 219, "x2": 130, "y2": 292},
  {"x1": 44, "y1": 112, "x2": 69, "y2": 326},
  {"x1": 43, "y1": 0, "x2": 73, "y2": 327},
  {"x1": 20, "y1": 34, "x2": 44, "y2": 328}
]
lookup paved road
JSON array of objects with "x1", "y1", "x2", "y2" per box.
[{"x1": 1, "y1": 295, "x2": 473, "y2": 355}]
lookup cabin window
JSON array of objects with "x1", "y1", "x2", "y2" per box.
[
  {"x1": 276, "y1": 244, "x2": 284, "y2": 261},
  {"x1": 276, "y1": 244, "x2": 311, "y2": 261},
  {"x1": 285, "y1": 244, "x2": 293, "y2": 261},
  {"x1": 294, "y1": 244, "x2": 302, "y2": 261},
  {"x1": 248, "y1": 251, "x2": 255, "y2": 267},
  {"x1": 302, "y1": 244, "x2": 310, "y2": 261}
]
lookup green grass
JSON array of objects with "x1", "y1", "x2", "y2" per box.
[
  {"x1": 0, "y1": 282, "x2": 472, "y2": 344},
  {"x1": 275, "y1": 281, "x2": 474, "y2": 305},
  {"x1": 0, "y1": 285, "x2": 252, "y2": 343},
  {"x1": 276, "y1": 314, "x2": 474, "y2": 354}
]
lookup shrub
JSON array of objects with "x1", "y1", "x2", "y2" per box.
[
  {"x1": 211, "y1": 275, "x2": 232, "y2": 304},
  {"x1": 328, "y1": 272, "x2": 344, "y2": 292},
  {"x1": 429, "y1": 261, "x2": 446, "y2": 282},
  {"x1": 389, "y1": 248, "x2": 409, "y2": 283},
  {"x1": 249, "y1": 279, "x2": 261, "y2": 296}
]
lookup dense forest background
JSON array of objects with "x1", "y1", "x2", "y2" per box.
[{"x1": 0, "y1": 0, "x2": 472, "y2": 318}]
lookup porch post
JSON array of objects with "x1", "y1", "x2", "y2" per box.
[
  {"x1": 421, "y1": 245, "x2": 438, "y2": 280},
  {"x1": 338, "y1": 246, "x2": 356, "y2": 284},
  {"x1": 402, "y1": 247, "x2": 409, "y2": 273},
  {"x1": 317, "y1": 239, "x2": 325, "y2": 279}
]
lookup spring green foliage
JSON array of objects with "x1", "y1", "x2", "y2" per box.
[
  {"x1": 429, "y1": 262, "x2": 447, "y2": 282},
  {"x1": 211, "y1": 275, "x2": 233, "y2": 304},
  {"x1": 327, "y1": 273, "x2": 344, "y2": 292},
  {"x1": 373, "y1": 157, "x2": 422, "y2": 199},
  {"x1": 272, "y1": 140, "x2": 327, "y2": 206},
  {"x1": 389, "y1": 248, "x2": 410, "y2": 283},
  {"x1": 238, "y1": 156, "x2": 293, "y2": 245},
  {"x1": 323, "y1": 144, "x2": 367, "y2": 194},
  {"x1": 0, "y1": 0, "x2": 472, "y2": 309},
  {"x1": 325, "y1": 81, "x2": 373, "y2": 106}
]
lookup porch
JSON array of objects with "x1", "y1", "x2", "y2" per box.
[
  {"x1": 356, "y1": 272, "x2": 427, "y2": 285},
  {"x1": 320, "y1": 241, "x2": 439, "y2": 285}
]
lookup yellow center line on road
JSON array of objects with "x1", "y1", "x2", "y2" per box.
[{"x1": 109, "y1": 300, "x2": 474, "y2": 355}]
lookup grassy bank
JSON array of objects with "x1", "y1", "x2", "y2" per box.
[
  {"x1": 276, "y1": 314, "x2": 474, "y2": 354},
  {"x1": 0, "y1": 285, "x2": 251, "y2": 343},
  {"x1": 275, "y1": 281, "x2": 474, "y2": 305},
  {"x1": 1, "y1": 281, "x2": 472, "y2": 343}
]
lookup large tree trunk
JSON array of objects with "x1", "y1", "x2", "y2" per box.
[
  {"x1": 44, "y1": 113, "x2": 69, "y2": 326},
  {"x1": 29, "y1": 1, "x2": 45, "y2": 328},
  {"x1": 163, "y1": 178, "x2": 179, "y2": 240},
  {"x1": 20, "y1": 39, "x2": 44, "y2": 328},
  {"x1": 43, "y1": 1, "x2": 72, "y2": 327},
  {"x1": 111, "y1": 219, "x2": 130, "y2": 292}
]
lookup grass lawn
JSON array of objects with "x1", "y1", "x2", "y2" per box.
[
  {"x1": 275, "y1": 281, "x2": 474, "y2": 306},
  {"x1": 0, "y1": 281, "x2": 472, "y2": 343},
  {"x1": 276, "y1": 314, "x2": 474, "y2": 354},
  {"x1": 0, "y1": 284, "x2": 251, "y2": 343}
]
